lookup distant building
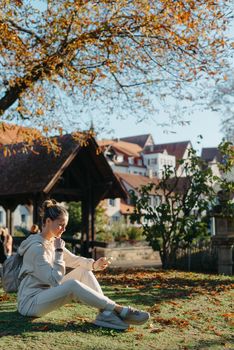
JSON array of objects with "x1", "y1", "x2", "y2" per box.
[
  {"x1": 99, "y1": 135, "x2": 194, "y2": 222},
  {"x1": 99, "y1": 137, "x2": 192, "y2": 179},
  {"x1": 99, "y1": 139, "x2": 147, "y2": 176},
  {"x1": 119, "y1": 134, "x2": 154, "y2": 148},
  {"x1": 103, "y1": 172, "x2": 161, "y2": 224},
  {"x1": 201, "y1": 146, "x2": 234, "y2": 182},
  {"x1": 201, "y1": 147, "x2": 222, "y2": 178},
  {"x1": 0, "y1": 205, "x2": 32, "y2": 228},
  {"x1": 143, "y1": 141, "x2": 192, "y2": 178}
]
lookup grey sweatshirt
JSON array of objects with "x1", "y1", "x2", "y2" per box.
[{"x1": 17, "y1": 234, "x2": 94, "y2": 313}]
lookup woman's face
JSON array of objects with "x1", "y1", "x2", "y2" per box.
[{"x1": 46, "y1": 214, "x2": 68, "y2": 238}]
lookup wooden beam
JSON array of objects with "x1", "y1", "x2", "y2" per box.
[
  {"x1": 50, "y1": 188, "x2": 83, "y2": 196},
  {"x1": 43, "y1": 144, "x2": 80, "y2": 194}
]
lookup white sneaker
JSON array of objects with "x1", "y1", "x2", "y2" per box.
[
  {"x1": 93, "y1": 311, "x2": 129, "y2": 330},
  {"x1": 121, "y1": 307, "x2": 150, "y2": 325}
]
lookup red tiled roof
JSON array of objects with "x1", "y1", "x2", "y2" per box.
[
  {"x1": 120, "y1": 202, "x2": 135, "y2": 215},
  {"x1": 115, "y1": 172, "x2": 159, "y2": 194},
  {"x1": 116, "y1": 172, "x2": 190, "y2": 196},
  {"x1": 98, "y1": 139, "x2": 142, "y2": 157}
]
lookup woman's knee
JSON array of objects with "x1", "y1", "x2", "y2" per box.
[{"x1": 63, "y1": 279, "x2": 81, "y2": 290}]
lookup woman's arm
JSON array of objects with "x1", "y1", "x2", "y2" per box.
[
  {"x1": 63, "y1": 247, "x2": 95, "y2": 270},
  {"x1": 31, "y1": 244, "x2": 66, "y2": 286}
]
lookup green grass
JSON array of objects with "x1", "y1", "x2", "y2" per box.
[{"x1": 0, "y1": 269, "x2": 233, "y2": 350}]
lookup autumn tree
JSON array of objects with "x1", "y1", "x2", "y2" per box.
[{"x1": 0, "y1": 0, "x2": 231, "y2": 137}]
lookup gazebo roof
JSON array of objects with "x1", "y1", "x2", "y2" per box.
[{"x1": 0, "y1": 134, "x2": 126, "y2": 205}]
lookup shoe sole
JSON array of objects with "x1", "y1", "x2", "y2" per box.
[
  {"x1": 124, "y1": 315, "x2": 150, "y2": 325},
  {"x1": 93, "y1": 320, "x2": 129, "y2": 330}
]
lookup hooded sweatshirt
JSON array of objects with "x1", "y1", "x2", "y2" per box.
[{"x1": 17, "y1": 234, "x2": 95, "y2": 314}]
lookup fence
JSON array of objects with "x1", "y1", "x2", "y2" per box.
[{"x1": 174, "y1": 241, "x2": 219, "y2": 273}]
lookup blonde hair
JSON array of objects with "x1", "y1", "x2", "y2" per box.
[{"x1": 40, "y1": 199, "x2": 68, "y2": 225}]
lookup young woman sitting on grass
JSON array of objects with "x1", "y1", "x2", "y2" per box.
[{"x1": 17, "y1": 199, "x2": 150, "y2": 330}]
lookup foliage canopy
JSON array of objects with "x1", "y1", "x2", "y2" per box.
[{"x1": 0, "y1": 0, "x2": 231, "y2": 135}]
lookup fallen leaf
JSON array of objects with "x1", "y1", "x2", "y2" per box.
[
  {"x1": 32, "y1": 325, "x2": 49, "y2": 331},
  {"x1": 150, "y1": 328, "x2": 163, "y2": 333},
  {"x1": 135, "y1": 333, "x2": 144, "y2": 339},
  {"x1": 126, "y1": 327, "x2": 135, "y2": 332}
]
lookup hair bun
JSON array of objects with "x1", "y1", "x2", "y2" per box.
[{"x1": 44, "y1": 199, "x2": 57, "y2": 208}]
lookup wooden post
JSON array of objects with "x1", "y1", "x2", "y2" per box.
[
  {"x1": 3, "y1": 203, "x2": 17, "y2": 236},
  {"x1": 81, "y1": 186, "x2": 96, "y2": 258}
]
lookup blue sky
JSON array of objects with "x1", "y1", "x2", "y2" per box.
[{"x1": 99, "y1": 108, "x2": 223, "y2": 152}]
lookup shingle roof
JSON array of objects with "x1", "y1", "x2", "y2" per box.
[
  {"x1": 144, "y1": 141, "x2": 191, "y2": 160},
  {"x1": 201, "y1": 148, "x2": 222, "y2": 163},
  {"x1": 0, "y1": 134, "x2": 126, "y2": 201},
  {"x1": 119, "y1": 134, "x2": 154, "y2": 148}
]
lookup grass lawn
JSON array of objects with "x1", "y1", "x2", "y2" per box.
[{"x1": 0, "y1": 269, "x2": 233, "y2": 350}]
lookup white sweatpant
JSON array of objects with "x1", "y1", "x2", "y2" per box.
[{"x1": 25, "y1": 267, "x2": 116, "y2": 317}]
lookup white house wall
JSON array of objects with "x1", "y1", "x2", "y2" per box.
[
  {"x1": 105, "y1": 198, "x2": 122, "y2": 222},
  {"x1": 142, "y1": 152, "x2": 175, "y2": 178},
  {"x1": 0, "y1": 206, "x2": 6, "y2": 226},
  {"x1": 0, "y1": 205, "x2": 32, "y2": 231}
]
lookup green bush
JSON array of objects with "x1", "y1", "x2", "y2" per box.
[
  {"x1": 13, "y1": 226, "x2": 29, "y2": 237},
  {"x1": 126, "y1": 226, "x2": 144, "y2": 241}
]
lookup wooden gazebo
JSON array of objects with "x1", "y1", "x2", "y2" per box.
[{"x1": 0, "y1": 134, "x2": 126, "y2": 256}]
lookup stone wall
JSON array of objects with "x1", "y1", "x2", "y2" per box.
[{"x1": 95, "y1": 241, "x2": 162, "y2": 268}]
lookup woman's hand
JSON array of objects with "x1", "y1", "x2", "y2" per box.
[
  {"x1": 93, "y1": 257, "x2": 113, "y2": 271},
  {"x1": 54, "y1": 238, "x2": 65, "y2": 250}
]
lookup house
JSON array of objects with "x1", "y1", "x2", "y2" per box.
[
  {"x1": 100, "y1": 137, "x2": 192, "y2": 179},
  {"x1": 99, "y1": 136, "x2": 193, "y2": 222},
  {"x1": 201, "y1": 146, "x2": 234, "y2": 183},
  {"x1": 104, "y1": 172, "x2": 161, "y2": 225},
  {"x1": 143, "y1": 141, "x2": 192, "y2": 177},
  {"x1": 98, "y1": 139, "x2": 147, "y2": 176},
  {"x1": 119, "y1": 134, "x2": 154, "y2": 148},
  {"x1": 201, "y1": 147, "x2": 223, "y2": 178}
]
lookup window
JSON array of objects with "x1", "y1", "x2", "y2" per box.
[
  {"x1": 151, "y1": 158, "x2": 157, "y2": 165},
  {"x1": 0, "y1": 211, "x2": 3, "y2": 224},
  {"x1": 109, "y1": 199, "x2": 116, "y2": 206},
  {"x1": 21, "y1": 214, "x2": 26, "y2": 223},
  {"x1": 137, "y1": 159, "x2": 142, "y2": 166}
]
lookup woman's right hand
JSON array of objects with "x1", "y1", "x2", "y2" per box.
[{"x1": 54, "y1": 238, "x2": 65, "y2": 250}]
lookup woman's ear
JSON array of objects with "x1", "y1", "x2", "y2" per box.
[{"x1": 45, "y1": 217, "x2": 52, "y2": 226}]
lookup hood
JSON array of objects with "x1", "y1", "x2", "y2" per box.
[{"x1": 18, "y1": 234, "x2": 54, "y2": 256}]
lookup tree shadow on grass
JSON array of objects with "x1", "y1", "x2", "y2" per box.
[
  {"x1": 192, "y1": 336, "x2": 234, "y2": 350},
  {"x1": 0, "y1": 310, "x2": 126, "y2": 338},
  {"x1": 100, "y1": 268, "x2": 233, "y2": 307}
]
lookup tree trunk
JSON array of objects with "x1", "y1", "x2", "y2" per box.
[{"x1": 0, "y1": 57, "x2": 63, "y2": 116}]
